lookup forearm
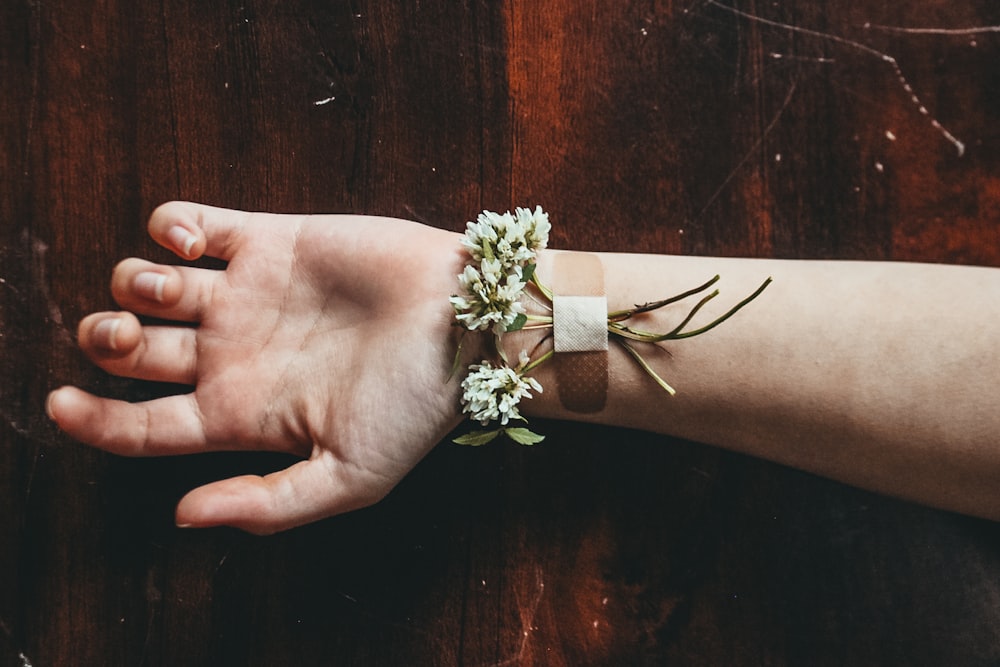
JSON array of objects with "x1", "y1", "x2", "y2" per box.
[{"x1": 511, "y1": 250, "x2": 1000, "y2": 519}]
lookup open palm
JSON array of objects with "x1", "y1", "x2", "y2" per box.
[{"x1": 48, "y1": 202, "x2": 470, "y2": 533}]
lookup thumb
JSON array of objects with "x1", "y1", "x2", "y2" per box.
[{"x1": 175, "y1": 458, "x2": 385, "y2": 534}]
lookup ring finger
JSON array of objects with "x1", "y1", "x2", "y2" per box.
[{"x1": 78, "y1": 312, "x2": 198, "y2": 385}]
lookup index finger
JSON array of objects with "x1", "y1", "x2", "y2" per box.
[{"x1": 147, "y1": 201, "x2": 252, "y2": 262}]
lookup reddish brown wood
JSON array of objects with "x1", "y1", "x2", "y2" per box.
[{"x1": 3, "y1": 1, "x2": 1000, "y2": 664}]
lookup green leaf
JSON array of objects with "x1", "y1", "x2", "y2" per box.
[
  {"x1": 453, "y1": 429, "x2": 502, "y2": 446},
  {"x1": 521, "y1": 263, "x2": 536, "y2": 283},
  {"x1": 506, "y1": 312, "x2": 528, "y2": 332},
  {"x1": 504, "y1": 427, "x2": 545, "y2": 445}
]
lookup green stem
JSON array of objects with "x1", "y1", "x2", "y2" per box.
[
  {"x1": 530, "y1": 274, "x2": 553, "y2": 301},
  {"x1": 606, "y1": 277, "x2": 772, "y2": 342},
  {"x1": 607, "y1": 275, "x2": 720, "y2": 321},
  {"x1": 520, "y1": 348, "x2": 554, "y2": 376},
  {"x1": 663, "y1": 289, "x2": 720, "y2": 337},
  {"x1": 669, "y1": 277, "x2": 772, "y2": 339},
  {"x1": 607, "y1": 322, "x2": 669, "y2": 342},
  {"x1": 448, "y1": 331, "x2": 466, "y2": 381},
  {"x1": 617, "y1": 339, "x2": 676, "y2": 395},
  {"x1": 524, "y1": 288, "x2": 553, "y2": 313},
  {"x1": 494, "y1": 331, "x2": 508, "y2": 365}
]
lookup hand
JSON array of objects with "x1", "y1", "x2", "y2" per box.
[{"x1": 47, "y1": 202, "x2": 469, "y2": 533}]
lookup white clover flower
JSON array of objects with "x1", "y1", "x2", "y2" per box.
[
  {"x1": 460, "y1": 215, "x2": 501, "y2": 261},
  {"x1": 450, "y1": 261, "x2": 526, "y2": 333},
  {"x1": 461, "y1": 211, "x2": 511, "y2": 262},
  {"x1": 460, "y1": 361, "x2": 543, "y2": 426},
  {"x1": 514, "y1": 205, "x2": 550, "y2": 253},
  {"x1": 460, "y1": 207, "x2": 548, "y2": 268}
]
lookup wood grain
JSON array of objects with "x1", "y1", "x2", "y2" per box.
[{"x1": 3, "y1": 1, "x2": 1000, "y2": 664}]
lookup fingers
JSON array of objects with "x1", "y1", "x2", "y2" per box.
[
  {"x1": 49, "y1": 384, "x2": 390, "y2": 533},
  {"x1": 46, "y1": 386, "x2": 208, "y2": 456},
  {"x1": 78, "y1": 312, "x2": 198, "y2": 384},
  {"x1": 110, "y1": 257, "x2": 217, "y2": 322},
  {"x1": 175, "y1": 458, "x2": 387, "y2": 535},
  {"x1": 148, "y1": 201, "x2": 252, "y2": 262}
]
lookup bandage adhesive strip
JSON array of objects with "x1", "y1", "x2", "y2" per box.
[{"x1": 551, "y1": 253, "x2": 608, "y2": 413}]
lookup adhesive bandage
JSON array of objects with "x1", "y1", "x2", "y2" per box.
[{"x1": 551, "y1": 253, "x2": 608, "y2": 413}]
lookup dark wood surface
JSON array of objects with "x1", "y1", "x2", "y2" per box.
[{"x1": 3, "y1": 1, "x2": 1000, "y2": 664}]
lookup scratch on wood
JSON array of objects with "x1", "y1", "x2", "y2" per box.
[
  {"x1": 20, "y1": 230, "x2": 72, "y2": 344},
  {"x1": 482, "y1": 567, "x2": 546, "y2": 667},
  {"x1": 703, "y1": 0, "x2": 966, "y2": 156},
  {"x1": 696, "y1": 79, "x2": 799, "y2": 222},
  {"x1": 213, "y1": 550, "x2": 232, "y2": 574},
  {"x1": 863, "y1": 22, "x2": 1000, "y2": 36},
  {"x1": 769, "y1": 52, "x2": 835, "y2": 64}
]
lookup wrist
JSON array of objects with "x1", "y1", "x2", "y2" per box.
[{"x1": 446, "y1": 208, "x2": 554, "y2": 440}]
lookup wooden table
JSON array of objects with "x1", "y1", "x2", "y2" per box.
[{"x1": 3, "y1": 1, "x2": 1000, "y2": 664}]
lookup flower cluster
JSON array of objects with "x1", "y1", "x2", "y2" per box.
[
  {"x1": 460, "y1": 207, "x2": 551, "y2": 265},
  {"x1": 451, "y1": 207, "x2": 550, "y2": 446},
  {"x1": 449, "y1": 206, "x2": 772, "y2": 447},
  {"x1": 459, "y1": 359, "x2": 542, "y2": 426},
  {"x1": 450, "y1": 207, "x2": 550, "y2": 335},
  {"x1": 451, "y1": 261, "x2": 526, "y2": 333}
]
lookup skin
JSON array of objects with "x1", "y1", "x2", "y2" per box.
[
  {"x1": 47, "y1": 201, "x2": 1000, "y2": 533},
  {"x1": 525, "y1": 252, "x2": 1000, "y2": 520},
  {"x1": 47, "y1": 202, "x2": 473, "y2": 533}
]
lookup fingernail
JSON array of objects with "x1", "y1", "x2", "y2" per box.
[
  {"x1": 167, "y1": 225, "x2": 197, "y2": 257},
  {"x1": 135, "y1": 271, "x2": 167, "y2": 302},
  {"x1": 93, "y1": 317, "x2": 121, "y2": 351},
  {"x1": 45, "y1": 390, "x2": 58, "y2": 421}
]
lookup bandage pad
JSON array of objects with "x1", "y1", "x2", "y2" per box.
[{"x1": 551, "y1": 253, "x2": 608, "y2": 413}]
